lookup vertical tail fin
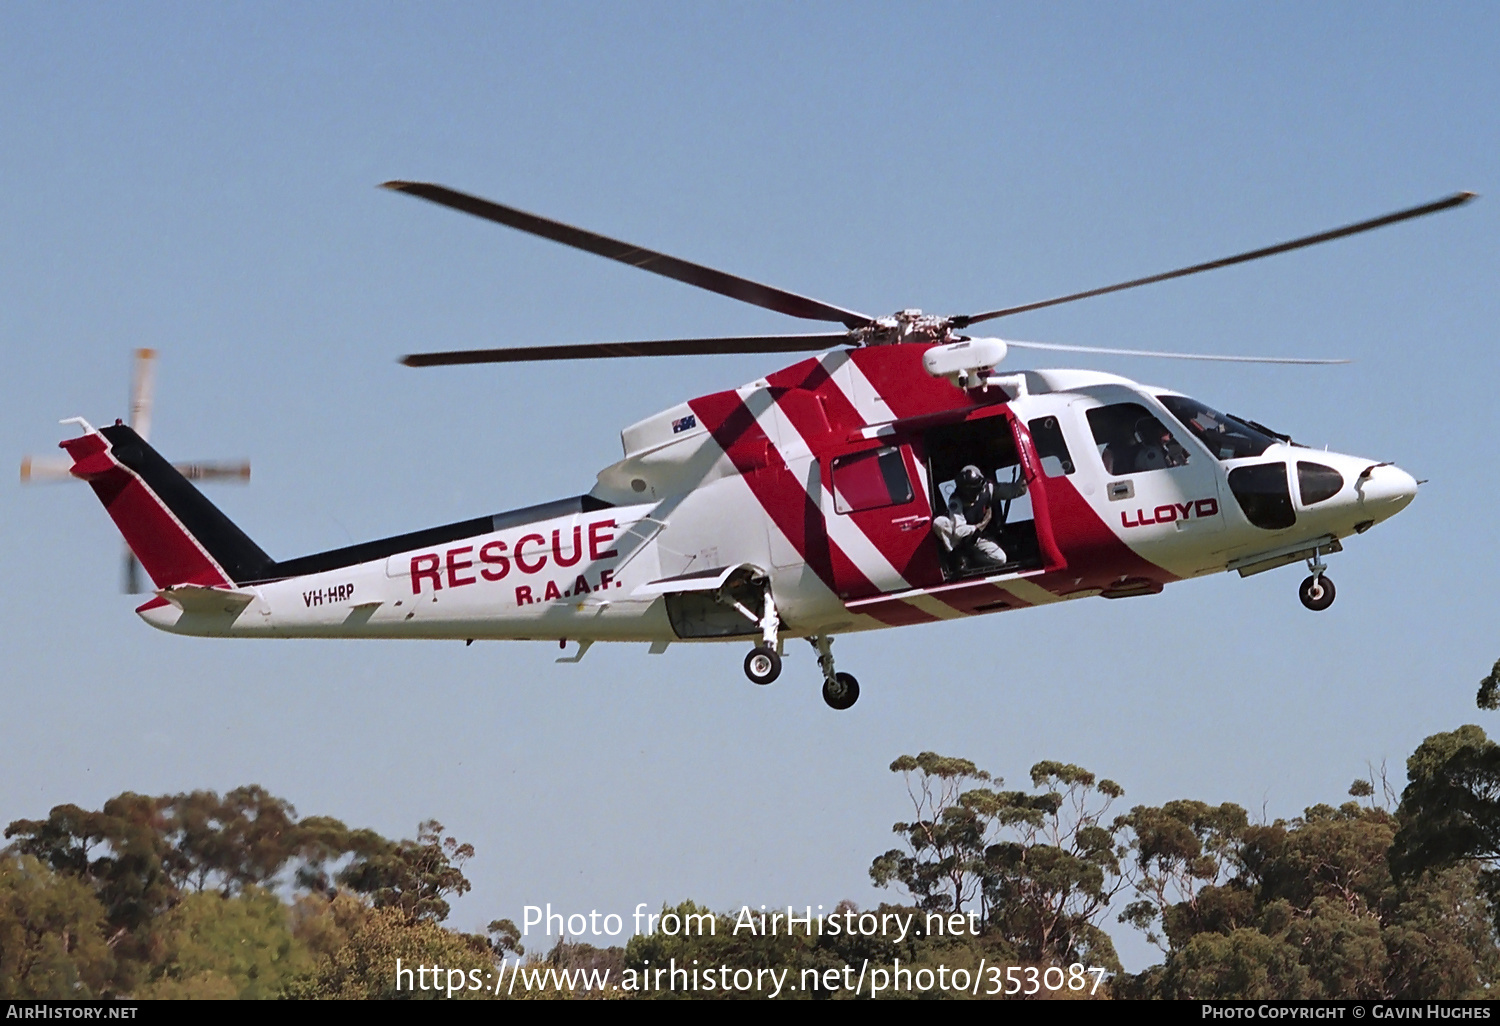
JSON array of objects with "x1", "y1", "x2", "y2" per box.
[{"x1": 60, "y1": 422, "x2": 274, "y2": 589}]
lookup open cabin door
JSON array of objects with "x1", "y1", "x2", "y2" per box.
[{"x1": 828, "y1": 406, "x2": 1067, "y2": 610}]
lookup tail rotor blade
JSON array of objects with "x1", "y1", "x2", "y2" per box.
[
  {"x1": 130, "y1": 348, "x2": 158, "y2": 440},
  {"x1": 123, "y1": 550, "x2": 142, "y2": 594},
  {"x1": 20, "y1": 455, "x2": 75, "y2": 483},
  {"x1": 172, "y1": 460, "x2": 252, "y2": 482}
]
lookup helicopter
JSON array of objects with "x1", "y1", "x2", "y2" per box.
[{"x1": 50, "y1": 184, "x2": 1472, "y2": 709}]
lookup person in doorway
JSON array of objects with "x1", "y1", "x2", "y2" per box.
[{"x1": 932, "y1": 465, "x2": 1026, "y2": 572}]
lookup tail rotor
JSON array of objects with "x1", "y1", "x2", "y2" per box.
[{"x1": 21, "y1": 348, "x2": 253, "y2": 592}]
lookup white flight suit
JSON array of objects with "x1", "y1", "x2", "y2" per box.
[{"x1": 932, "y1": 479, "x2": 1025, "y2": 568}]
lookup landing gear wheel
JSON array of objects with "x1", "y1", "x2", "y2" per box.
[
  {"x1": 744, "y1": 646, "x2": 781, "y2": 685},
  {"x1": 1299, "y1": 574, "x2": 1336, "y2": 611},
  {"x1": 822, "y1": 672, "x2": 860, "y2": 710}
]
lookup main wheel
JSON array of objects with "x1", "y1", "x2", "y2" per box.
[
  {"x1": 1299, "y1": 574, "x2": 1336, "y2": 611},
  {"x1": 744, "y1": 646, "x2": 781, "y2": 685},
  {"x1": 822, "y1": 672, "x2": 860, "y2": 710}
]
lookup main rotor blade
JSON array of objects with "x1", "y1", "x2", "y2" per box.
[
  {"x1": 383, "y1": 182, "x2": 874, "y2": 329},
  {"x1": 1003, "y1": 339, "x2": 1349, "y2": 364},
  {"x1": 403, "y1": 334, "x2": 851, "y2": 367},
  {"x1": 957, "y1": 192, "x2": 1476, "y2": 327}
]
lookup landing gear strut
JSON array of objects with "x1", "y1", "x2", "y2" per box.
[
  {"x1": 810, "y1": 636, "x2": 859, "y2": 710},
  {"x1": 1299, "y1": 547, "x2": 1336, "y2": 611},
  {"x1": 741, "y1": 580, "x2": 782, "y2": 685}
]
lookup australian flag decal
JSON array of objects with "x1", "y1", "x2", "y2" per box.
[{"x1": 672, "y1": 414, "x2": 698, "y2": 434}]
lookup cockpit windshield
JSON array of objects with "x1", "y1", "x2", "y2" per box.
[{"x1": 1157, "y1": 395, "x2": 1278, "y2": 461}]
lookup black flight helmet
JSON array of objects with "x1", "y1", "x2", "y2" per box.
[{"x1": 957, "y1": 465, "x2": 986, "y2": 500}]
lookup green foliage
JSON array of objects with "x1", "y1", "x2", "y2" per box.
[
  {"x1": 871, "y1": 752, "x2": 995, "y2": 916},
  {"x1": 622, "y1": 899, "x2": 1006, "y2": 1000},
  {"x1": 488, "y1": 918, "x2": 524, "y2": 958},
  {"x1": 1116, "y1": 799, "x2": 1249, "y2": 950},
  {"x1": 335, "y1": 820, "x2": 473, "y2": 925},
  {"x1": 7, "y1": 684, "x2": 1500, "y2": 1002},
  {"x1": 1119, "y1": 799, "x2": 1500, "y2": 999},
  {"x1": 137, "y1": 888, "x2": 307, "y2": 999},
  {"x1": 284, "y1": 892, "x2": 495, "y2": 999},
  {"x1": 1148, "y1": 928, "x2": 1310, "y2": 1000},
  {"x1": 6, "y1": 793, "x2": 176, "y2": 943},
  {"x1": 1390, "y1": 725, "x2": 1500, "y2": 882},
  {"x1": 872, "y1": 752, "x2": 1126, "y2": 971},
  {"x1": 0, "y1": 854, "x2": 115, "y2": 998},
  {"x1": 2, "y1": 788, "x2": 482, "y2": 997},
  {"x1": 1476, "y1": 659, "x2": 1500, "y2": 710}
]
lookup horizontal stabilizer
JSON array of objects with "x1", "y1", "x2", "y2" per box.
[{"x1": 156, "y1": 584, "x2": 257, "y2": 615}]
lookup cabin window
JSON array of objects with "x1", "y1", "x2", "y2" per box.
[
  {"x1": 831, "y1": 447, "x2": 914, "y2": 513},
  {"x1": 1158, "y1": 395, "x2": 1277, "y2": 461},
  {"x1": 1085, "y1": 402, "x2": 1190, "y2": 475},
  {"x1": 1228, "y1": 462, "x2": 1297, "y2": 530},
  {"x1": 1028, "y1": 416, "x2": 1075, "y2": 477},
  {"x1": 1297, "y1": 462, "x2": 1344, "y2": 506}
]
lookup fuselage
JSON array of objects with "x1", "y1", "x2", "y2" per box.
[{"x1": 125, "y1": 344, "x2": 1416, "y2": 642}]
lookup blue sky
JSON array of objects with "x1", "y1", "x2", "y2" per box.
[{"x1": 2, "y1": 4, "x2": 1497, "y2": 971}]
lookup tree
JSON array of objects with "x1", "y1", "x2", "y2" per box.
[
  {"x1": 871, "y1": 752, "x2": 1127, "y2": 969},
  {"x1": 979, "y1": 761, "x2": 1127, "y2": 969},
  {"x1": 1119, "y1": 796, "x2": 1499, "y2": 999},
  {"x1": 1390, "y1": 725, "x2": 1500, "y2": 883},
  {"x1": 870, "y1": 753, "x2": 994, "y2": 917},
  {"x1": 136, "y1": 888, "x2": 307, "y2": 999},
  {"x1": 1116, "y1": 799, "x2": 1250, "y2": 951},
  {"x1": 0, "y1": 855, "x2": 115, "y2": 999},
  {"x1": 159, "y1": 787, "x2": 304, "y2": 895},
  {"x1": 4, "y1": 788, "x2": 495, "y2": 995},
  {"x1": 336, "y1": 821, "x2": 473, "y2": 924},
  {"x1": 1475, "y1": 659, "x2": 1500, "y2": 710},
  {"x1": 284, "y1": 892, "x2": 496, "y2": 1000}
]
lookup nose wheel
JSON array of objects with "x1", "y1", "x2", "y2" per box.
[
  {"x1": 1299, "y1": 573, "x2": 1335, "y2": 611},
  {"x1": 744, "y1": 646, "x2": 781, "y2": 685},
  {"x1": 1298, "y1": 547, "x2": 1336, "y2": 611},
  {"x1": 736, "y1": 575, "x2": 784, "y2": 685}
]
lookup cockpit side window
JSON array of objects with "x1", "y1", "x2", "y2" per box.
[
  {"x1": 1085, "y1": 402, "x2": 1190, "y2": 476},
  {"x1": 1158, "y1": 395, "x2": 1277, "y2": 461},
  {"x1": 1028, "y1": 416, "x2": 1075, "y2": 477}
]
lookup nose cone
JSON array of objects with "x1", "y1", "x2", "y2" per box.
[{"x1": 1358, "y1": 463, "x2": 1418, "y2": 520}]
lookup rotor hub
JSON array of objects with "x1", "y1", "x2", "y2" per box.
[{"x1": 849, "y1": 309, "x2": 957, "y2": 348}]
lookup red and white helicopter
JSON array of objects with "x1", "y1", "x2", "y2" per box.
[{"x1": 50, "y1": 185, "x2": 1471, "y2": 708}]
